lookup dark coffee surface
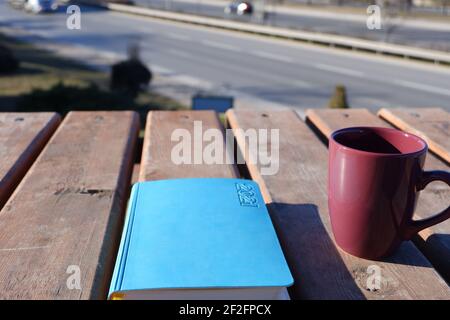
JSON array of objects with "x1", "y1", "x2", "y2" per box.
[{"x1": 335, "y1": 131, "x2": 402, "y2": 154}]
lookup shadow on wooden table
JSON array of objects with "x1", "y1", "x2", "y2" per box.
[
  {"x1": 414, "y1": 233, "x2": 450, "y2": 284},
  {"x1": 266, "y1": 202, "x2": 367, "y2": 300}
]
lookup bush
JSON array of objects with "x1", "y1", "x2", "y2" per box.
[
  {"x1": 328, "y1": 84, "x2": 349, "y2": 109},
  {"x1": 110, "y1": 59, "x2": 152, "y2": 97},
  {"x1": 16, "y1": 82, "x2": 139, "y2": 114},
  {"x1": 0, "y1": 45, "x2": 19, "y2": 74}
]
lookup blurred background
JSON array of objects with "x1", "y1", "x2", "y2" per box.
[{"x1": 1, "y1": 0, "x2": 449, "y2": 120}]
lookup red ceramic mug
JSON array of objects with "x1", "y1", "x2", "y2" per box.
[{"x1": 328, "y1": 127, "x2": 450, "y2": 260}]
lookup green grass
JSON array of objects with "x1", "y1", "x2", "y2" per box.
[{"x1": 0, "y1": 33, "x2": 186, "y2": 113}]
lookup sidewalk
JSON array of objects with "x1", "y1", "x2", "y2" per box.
[
  {"x1": 128, "y1": 0, "x2": 450, "y2": 51},
  {"x1": 174, "y1": 0, "x2": 450, "y2": 30}
]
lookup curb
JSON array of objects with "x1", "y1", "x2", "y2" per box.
[{"x1": 80, "y1": 1, "x2": 450, "y2": 66}]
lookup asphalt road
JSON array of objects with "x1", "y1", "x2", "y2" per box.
[
  {"x1": 1, "y1": 3, "x2": 450, "y2": 111},
  {"x1": 133, "y1": 0, "x2": 450, "y2": 52}
]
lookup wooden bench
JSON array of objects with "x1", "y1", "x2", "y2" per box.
[
  {"x1": 0, "y1": 108, "x2": 448, "y2": 299},
  {"x1": 0, "y1": 112, "x2": 139, "y2": 299},
  {"x1": 0, "y1": 113, "x2": 60, "y2": 210}
]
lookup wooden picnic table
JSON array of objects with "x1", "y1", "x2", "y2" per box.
[{"x1": 0, "y1": 108, "x2": 449, "y2": 300}]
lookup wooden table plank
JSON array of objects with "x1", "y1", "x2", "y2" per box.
[
  {"x1": 131, "y1": 164, "x2": 140, "y2": 185},
  {"x1": 0, "y1": 113, "x2": 61, "y2": 209},
  {"x1": 378, "y1": 108, "x2": 450, "y2": 164},
  {"x1": 139, "y1": 110, "x2": 238, "y2": 181},
  {"x1": 0, "y1": 111, "x2": 139, "y2": 299},
  {"x1": 306, "y1": 108, "x2": 450, "y2": 282},
  {"x1": 306, "y1": 108, "x2": 388, "y2": 138},
  {"x1": 227, "y1": 109, "x2": 450, "y2": 299}
]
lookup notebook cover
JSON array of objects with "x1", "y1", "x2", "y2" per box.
[{"x1": 109, "y1": 178, "x2": 293, "y2": 297}]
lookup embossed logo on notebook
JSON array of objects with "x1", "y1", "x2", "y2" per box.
[{"x1": 236, "y1": 183, "x2": 259, "y2": 207}]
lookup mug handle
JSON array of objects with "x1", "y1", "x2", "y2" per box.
[{"x1": 403, "y1": 170, "x2": 450, "y2": 239}]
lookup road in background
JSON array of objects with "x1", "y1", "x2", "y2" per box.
[
  {"x1": 133, "y1": 0, "x2": 450, "y2": 52},
  {"x1": 1, "y1": 3, "x2": 450, "y2": 110}
]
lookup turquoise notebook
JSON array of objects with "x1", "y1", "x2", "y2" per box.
[{"x1": 109, "y1": 178, "x2": 293, "y2": 299}]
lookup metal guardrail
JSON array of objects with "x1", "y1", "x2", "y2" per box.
[{"x1": 100, "y1": 2, "x2": 450, "y2": 65}]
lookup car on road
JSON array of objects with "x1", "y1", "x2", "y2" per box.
[
  {"x1": 224, "y1": 1, "x2": 253, "y2": 16},
  {"x1": 23, "y1": 0, "x2": 58, "y2": 13}
]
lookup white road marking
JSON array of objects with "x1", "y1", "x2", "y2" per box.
[
  {"x1": 132, "y1": 26, "x2": 155, "y2": 34},
  {"x1": 393, "y1": 79, "x2": 450, "y2": 97},
  {"x1": 292, "y1": 80, "x2": 313, "y2": 89},
  {"x1": 165, "y1": 32, "x2": 191, "y2": 41},
  {"x1": 201, "y1": 40, "x2": 241, "y2": 52},
  {"x1": 251, "y1": 51, "x2": 293, "y2": 63},
  {"x1": 166, "y1": 48, "x2": 296, "y2": 87},
  {"x1": 167, "y1": 49, "x2": 193, "y2": 59},
  {"x1": 152, "y1": 65, "x2": 174, "y2": 74},
  {"x1": 314, "y1": 63, "x2": 364, "y2": 78},
  {"x1": 356, "y1": 97, "x2": 393, "y2": 108}
]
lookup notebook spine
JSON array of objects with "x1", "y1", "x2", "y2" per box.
[{"x1": 109, "y1": 183, "x2": 140, "y2": 298}]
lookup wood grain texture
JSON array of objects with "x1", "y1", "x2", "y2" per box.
[
  {"x1": 0, "y1": 111, "x2": 139, "y2": 299},
  {"x1": 227, "y1": 109, "x2": 450, "y2": 299},
  {"x1": 131, "y1": 164, "x2": 140, "y2": 185},
  {"x1": 139, "y1": 110, "x2": 238, "y2": 181},
  {"x1": 306, "y1": 108, "x2": 450, "y2": 282},
  {"x1": 0, "y1": 113, "x2": 61, "y2": 209},
  {"x1": 306, "y1": 108, "x2": 390, "y2": 137},
  {"x1": 378, "y1": 108, "x2": 450, "y2": 164}
]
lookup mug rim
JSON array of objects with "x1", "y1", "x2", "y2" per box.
[{"x1": 330, "y1": 126, "x2": 428, "y2": 158}]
